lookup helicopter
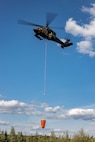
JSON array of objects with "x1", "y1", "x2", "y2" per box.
[{"x1": 18, "y1": 13, "x2": 73, "y2": 48}]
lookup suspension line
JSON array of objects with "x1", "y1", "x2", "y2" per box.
[{"x1": 43, "y1": 41, "x2": 47, "y2": 96}]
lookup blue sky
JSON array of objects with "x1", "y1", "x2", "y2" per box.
[{"x1": 0, "y1": 0, "x2": 95, "y2": 136}]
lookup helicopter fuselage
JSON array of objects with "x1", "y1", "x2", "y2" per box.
[
  {"x1": 18, "y1": 18, "x2": 73, "y2": 48},
  {"x1": 33, "y1": 26, "x2": 56, "y2": 40},
  {"x1": 33, "y1": 26, "x2": 73, "y2": 48},
  {"x1": 18, "y1": 13, "x2": 73, "y2": 48}
]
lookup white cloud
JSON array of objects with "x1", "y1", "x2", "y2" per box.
[
  {"x1": 65, "y1": 18, "x2": 83, "y2": 37},
  {"x1": 65, "y1": 3, "x2": 95, "y2": 57},
  {"x1": 67, "y1": 108, "x2": 95, "y2": 120},
  {"x1": 65, "y1": 18, "x2": 95, "y2": 38},
  {"x1": 77, "y1": 40, "x2": 95, "y2": 57},
  {"x1": 40, "y1": 103, "x2": 48, "y2": 108},
  {"x1": 1, "y1": 100, "x2": 95, "y2": 136},
  {"x1": 44, "y1": 106, "x2": 61, "y2": 113},
  {"x1": 1, "y1": 100, "x2": 95, "y2": 121},
  {"x1": 0, "y1": 100, "x2": 41, "y2": 115},
  {"x1": 82, "y1": 3, "x2": 95, "y2": 17},
  {"x1": 0, "y1": 120, "x2": 10, "y2": 125}
]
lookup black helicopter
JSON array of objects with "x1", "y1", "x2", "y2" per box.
[{"x1": 18, "y1": 13, "x2": 73, "y2": 48}]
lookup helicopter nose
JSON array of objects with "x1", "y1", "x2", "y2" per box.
[{"x1": 33, "y1": 28, "x2": 37, "y2": 33}]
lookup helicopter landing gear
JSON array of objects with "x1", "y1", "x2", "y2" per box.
[{"x1": 35, "y1": 34, "x2": 42, "y2": 40}]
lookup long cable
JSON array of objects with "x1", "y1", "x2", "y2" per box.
[{"x1": 43, "y1": 41, "x2": 47, "y2": 96}]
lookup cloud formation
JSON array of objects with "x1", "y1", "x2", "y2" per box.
[
  {"x1": 1, "y1": 100, "x2": 95, "y2": 121},
  {"x1": 67, "y1": 108, "x2": 95, "y2": 121},
  {"x1": 65, "y1": 3, "x2": 95, "y2": 57},
  {"x1": 0, "y1": 100, "x2": 41, "y2": 115},
  {"x1": 0, "y1": 120, "x2": 10, "y2": 125},
  {"x1": 82, "y1": 3, "x2": 95, "y2": 17}
]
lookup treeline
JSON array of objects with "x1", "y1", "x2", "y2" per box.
[{"x1": 0, "y1": 127, "x2": 95, "y2": 142}]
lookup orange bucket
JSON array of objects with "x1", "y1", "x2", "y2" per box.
[{"x1": 40, "y1": 119, "x2": 46, "y2": 128}]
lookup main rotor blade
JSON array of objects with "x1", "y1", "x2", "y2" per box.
[
  {"x1": 46, "y1": 12, "x2": 57, "y2": 27},
  {"x1": 18, "y1": 19, "x2": 43, "y2": 27},
  {"x1": 50, "y1": 26, "x2": 64, "y2": 29}
]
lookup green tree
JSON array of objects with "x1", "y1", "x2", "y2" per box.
[
  {"x1": 50, "y1": 130, "x2": 56, "y2": 142},
  {"x1": 9, "y1": 126, "x2": 17, "y2": 142},
  {"x1": 17, "y1": 131, "x2": 25, "y2": 142},
  {"x1": 0, "y1": 131, "x2": 8, "y2": 142},
  {"x1": 0, "y1": 131, "x2": 5, "y2": 142},
  {"x1": 4, "y1": 131, "x2": 8, "y2": 142},
  {"x1": 71, "y1": 129, "x2": 90, "y2": 142}
]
